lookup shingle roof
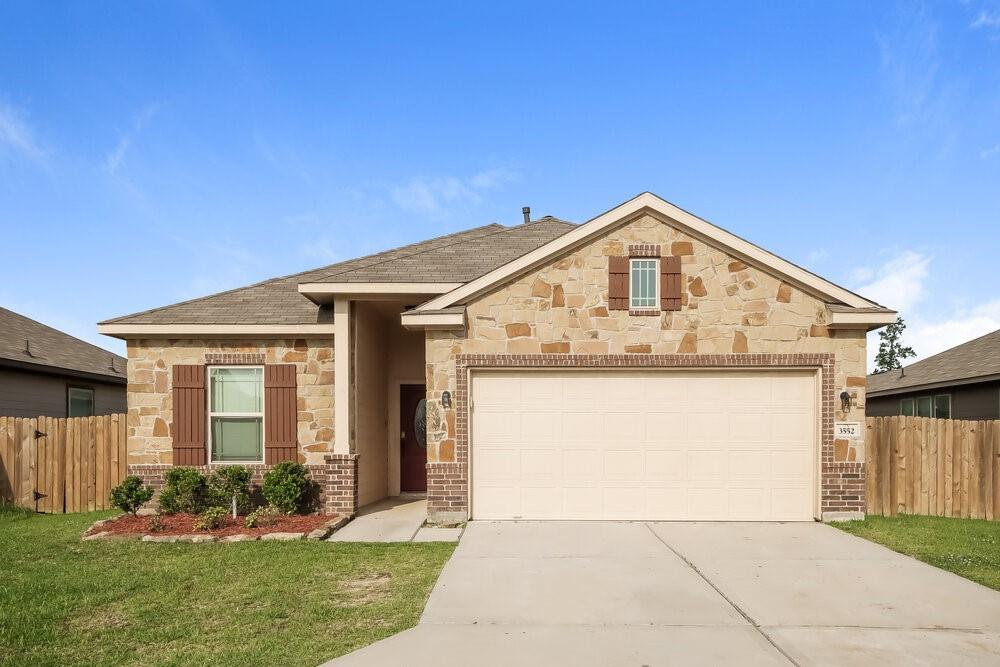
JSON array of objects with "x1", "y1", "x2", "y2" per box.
[
  {"x1": 102, "y1": 218, "x2": 576, "y2": 326},
  {"x1": 1, "y1": 307, "x2": 126, "y2": 381},
  {"x1": 867, "y1": 328, "x2": 1000, "y2": 396}
]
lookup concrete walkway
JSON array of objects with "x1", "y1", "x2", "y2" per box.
[
  {"x1": 326, "y1": 520, "x2": 1000, "y2": 666},
  {"x1": 327, "y1": 497, "x2": 462, "y2": 543}
]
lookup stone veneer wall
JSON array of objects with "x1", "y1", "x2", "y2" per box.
[
  {"x1": 125, "y1": 339, "x2": 350, "y2": 515},
  {"x1": 424, "y1": 212, "x2": 869, "y2": 522},
  {"x1": 126, "y1": 338, "x2": 334, "y2": 465}
]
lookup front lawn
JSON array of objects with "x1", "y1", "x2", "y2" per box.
[
  {"x1": 0, "y1": 508, "x2": 454, "y2": 666},
  {"x1": 834, "y1": 514, "x2": 1000, "y2": 591}
]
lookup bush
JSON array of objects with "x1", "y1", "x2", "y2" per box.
[
  {"x1": 262, "y1": 461, "x2": 311, "y2": 514},
  {"x1": 244, "y1": 505, "x2": 281, "y2": 529},
  {"x1": 194, "y1": 506, "x2": 229, "y2": 531},
  {"x1": 158, "y1": 467, "x2": 208, "y2": 514},
  {"x1": 148, "y1": 515, "x2": 165, "y2": 533},
  {"x1": 208, "y1": 466, "x2": 252, "y2": 513},
  {"x1": 110, "y1": 476, "x2": 154, "y2": 516}
]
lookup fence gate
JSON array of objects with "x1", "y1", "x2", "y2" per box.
[{"x1": 0, "y1": 415, "x2": 127, "y2": 513}]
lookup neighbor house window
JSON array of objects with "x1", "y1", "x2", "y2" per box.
[
  {"x1": 900, "y1": 394, "x2": 951, "y2": 418},
  {"x1": 208, "y1": 367, "x2": 263, "y2": 463},
  {"x1": 630, "y1": 258, "x2": 658, "y2": 309},
  {"x1": 933, "y1": 394, "x2": 951, "y2": 419},
  {"x1": 67, "y1": 386, "x2": 94, "y2": 417}
]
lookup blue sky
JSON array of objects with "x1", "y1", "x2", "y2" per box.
[{"x1": 1, "y1": 2, "x2": 998, "y2": 368}]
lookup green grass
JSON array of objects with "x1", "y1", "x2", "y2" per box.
[
  {"x1": 0, "y1": 510, "x2": 455, "y2": 666},
  {"x1": 834, "y1": 514, "x2": 1000, "y2": 591}
]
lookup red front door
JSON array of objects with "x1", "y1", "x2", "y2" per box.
[{"x1": 400, "y1": 384, "x2": 427, "y2": 492}]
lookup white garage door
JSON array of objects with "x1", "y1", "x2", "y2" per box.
[{"x1": 471, "y1": 370, "x2": 816, "y2": 521}]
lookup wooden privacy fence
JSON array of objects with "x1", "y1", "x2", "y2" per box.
[
  {"x1": 866, "y1": 416, "x2": 1000, "y2": 520},
  {"x1": 0, "y1": 415, "x2": 127, "y2": 513}
]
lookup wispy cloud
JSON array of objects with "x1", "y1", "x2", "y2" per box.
[
  {"x1": 391, "y1": 167, "x2": 519, "y2": 216},
  {"x1": 970, "y1": 11, "x2": 1000, "y2": 33},
  {"x1": 981, "y1": 143, "x2": 1000, "y2": 159},
  {"x1": 106, "y1": 103, "x2": 160, "y2": 175},
  {"x1": 856, "y1": 250, "x2": 930, "y2": 313},
  {"x1": 0, "y1": 100, "x2": 47, "y2": 165}
]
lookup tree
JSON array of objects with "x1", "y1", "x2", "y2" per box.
[{"x1": 874, "y1": 316, "x2": 916, "y2": 373}]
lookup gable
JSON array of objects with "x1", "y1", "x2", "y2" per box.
[{"x1": 415, "y1": 192, "x2": 885, "y2": 315}]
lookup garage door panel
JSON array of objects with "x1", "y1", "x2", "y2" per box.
[
  {"x1": 645, "y1": 450, "x2": 687, "y2": 480},
  {"x1": 686, "y1": 412, "x2": 729, "y2": 441},
  {"x1": 521, "y1": 449, "x2": 560, "y2": 479},
  {"x1": 644, "y1": 412, "x2": 686, "y2": 437},
  {"x1": 562, "y1": 412, "x2": 604, "y2": 441},
  {"x1": 471, "y1": 370, "x2": 816, "y2": 521},
  {"x1": 603, "y1": 450, "x2": 644, "y2": 478},
  {"x1": 563, "y1": 450, "x2": 602, "y2": 478}
]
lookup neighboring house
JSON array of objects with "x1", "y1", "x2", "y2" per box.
[
  {"x1": 99, "y1": 193, "x2": 895, "y2": 522},
  {"x1": 867, "y1": 328, "x2": 1000, "y2": 421},
  {"x1": 1, "y1": 307, "x2": 126, "y2": 418}
]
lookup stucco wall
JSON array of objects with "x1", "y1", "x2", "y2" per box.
[
  {"x1": 126, "y1": 338, "x2": 334, "y2": 465},
  {"x1": 355, "y1": 303, "x2": 389, "y2": 507},
  {"x1": 424, "y1": 213, "x2": 868, "y2": 465}
]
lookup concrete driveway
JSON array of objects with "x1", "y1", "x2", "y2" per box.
[{"x1": 326, "y1": 521, "x2": 1000, "y2": 666}]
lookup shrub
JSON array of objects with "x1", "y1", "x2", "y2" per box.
[
  {"x1": 244, "y1": 505, "x2": 281, "y2": 529},
  {"x1": 109, "y1": 476, "x2": 154, "y2": 516},
  {"x1": 148, "y1": 515, "x2": 165, "y2": 533},
  {"x1": 194, "y1": 506, "x2": 229, "y2": 531},
  {"x1": 262, "y1": 461, "x2": 310, "y2": 514},
  {"x1": 208, "y1": 466, "x2": 252, "y2": 514},
  {"x1": 158, "y1": 467, "x2": 208, "y2": 515}
]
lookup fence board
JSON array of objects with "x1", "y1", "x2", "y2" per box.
[
  {"x1": 0, "y1": 414, "x2": 128, "y2": 513},
  {"x1": 867, "y1": 416, "x2": 1000, "y2": 520}
]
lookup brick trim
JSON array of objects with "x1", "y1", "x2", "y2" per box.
[
  {"x1": 430, "y1": 352, "x2": 856, "y2": 521},
  {"x1": 628, "y1": 243, "x2": 661, "y2": 257},
  {"x1": 205, "y1": 352, "x2": 266, "y2": 365},
  {"x1": 628, "y1": 310, "x2": 660, "y2": 317},
  {"x1": 129, "y1": 455, "x2": 358, "y2": 516}
]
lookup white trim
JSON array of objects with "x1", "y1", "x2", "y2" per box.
[
  {"x1": 298, "y1": 282, "x2": 462, "y2": 295},
  {"x1": 416, "y1": 192, "x2": 881, "y2": 312},
  {"x1": 334, "y1": 298, "x2": 351, "y2": 455},
  {"x1": 828, "y1": 310, "x2": 897, "y2": 329},
  {"x1": 400, "y1": 311, "x2": 466, "y2": 330},
  {"x1": 206, "y1": 365, "x2": 265, "y2": 465},
  {"x1": 629, "y1": 257, "x2": 659, "y2": 310},
  {"x1": 97, "y1": 323, "x2": 337, "y2": 338}
]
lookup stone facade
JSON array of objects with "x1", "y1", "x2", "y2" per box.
[
  {"x1": 126, "y1": 338, "x2": 334, "y2": 466},
  {"x1": 425, "y1": 213, "x2": 868, "y2": 521}
]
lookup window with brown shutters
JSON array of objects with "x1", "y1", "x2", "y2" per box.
[
  {"x1": 608, "y1": 255, "x2": 630, "y2": 310},
  {"x1": 660, "y1": 255, "x2": 682, "y2": 311},
  {"x1": 264, "y1": 364, "x2": 298, "y2": 464},
  {"x1": 172, "y1": 365, "x2": 207, "y2": 466}
]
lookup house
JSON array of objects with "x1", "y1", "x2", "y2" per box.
[
  {"x1": 98, "y1": 193, "x2": 895, "y2": 522},
  {"x1": 1, "y1": 307, "x2": 126, "y2": 418},
  {"x1": 867, "y1": 328, "x2": 1000, "y2": 421}
]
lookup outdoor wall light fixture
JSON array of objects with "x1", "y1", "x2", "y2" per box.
[
  {"x1": 839, "y1": 390, "x2": 852, "y2": 413},
  {"x1": 442, "y1": 390, "x2": 452, "y2": 409}
]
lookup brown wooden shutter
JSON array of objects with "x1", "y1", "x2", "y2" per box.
[
  {"x1": 172, "y1": 365, "x2": 206, "y2": 466},
  {"x1": 660, "y1": 255, "x2": 682, "y2": 311},
  {"x1": 264, "y1": 364, "x2": 298, "y2": 464},
  {"x1": 608, "y1": 256, "x2": 630, "y2": 310}
]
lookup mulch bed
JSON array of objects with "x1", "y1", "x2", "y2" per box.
[{"x1": 90, "y1": 513, "x2": 332, "y2": 538}]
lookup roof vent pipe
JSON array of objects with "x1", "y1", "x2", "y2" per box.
[{"x1": 522, "y1": 206, "x2": 531, "y2": 224}]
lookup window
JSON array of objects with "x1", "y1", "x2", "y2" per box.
[
  {"x1": 900, "y1": 393, "x2": 952, "y2": 418},
  {"x1": 67, "y1": 386, "x2": 94, "y2": 417},
  {"x1": 208, "y1": 367, "x2": 263, "y2": 463},
  {"x1": 934, "y1": 394, "x2": 951, "y2": 419},
  {"x1": 630, "y1": 258, "x2": 658, "y2": 309}
]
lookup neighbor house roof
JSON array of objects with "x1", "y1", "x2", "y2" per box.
[
  {"x1": 867, "y1": 328, "x2": 1000, "y2": 397},
  {"x1": 100, "y1": 217, "x2": 575, "y2": 327},
  {"x1": 0, "y1": 307, "x2": 126, "y2": 382}
]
